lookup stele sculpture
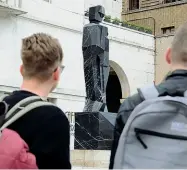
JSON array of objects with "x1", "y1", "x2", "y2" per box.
[{"x1": 82, "y1": 5, "x2": 110, "y2": 112}]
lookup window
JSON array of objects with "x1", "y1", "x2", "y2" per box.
[
  {"x1": 129, "y1": 0, "x2": 139, "y2": 10},
  {"x1": 161, "y1": 26, "x2": 175, "y2": 34},
  {"x1": 165, "y1": 0, "x2": 181, "y2": 3}
]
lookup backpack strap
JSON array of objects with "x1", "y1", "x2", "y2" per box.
[
  {"x1": 138, "y1": 84, "x2": 159, "y2": 100},
  {"x1": 5, "y1": 96, "x2": 43, "y2": 120},
  {"x1": 0, "y1": 96, "x2": 54, "y2": 131},
  {"x1": 0, "y1": 94, "x2": 9, "y2": 128}
]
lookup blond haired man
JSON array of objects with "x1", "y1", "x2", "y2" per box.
[{"x1": 4, "y1": 33, "x2": 71, "y2": 169}]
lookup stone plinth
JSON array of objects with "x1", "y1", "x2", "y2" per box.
[{"x1": 74, "y1": 112, "x2": 117, "y2": 150}]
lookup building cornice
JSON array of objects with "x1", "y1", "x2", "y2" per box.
[{"x1": 0, "y1": 85, "x2": 86, "y2": 101}]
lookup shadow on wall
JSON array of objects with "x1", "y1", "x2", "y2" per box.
[{"x1": 106, "y1": 60, "x2": 130, "y2": 113}]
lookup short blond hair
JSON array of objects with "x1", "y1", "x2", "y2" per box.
[
  {"x1": 21, "y1": 33, "x2": 63, "y2": 81},
  {"x1": 171, "y1": 22, "x2": 187, "y2": 65}
]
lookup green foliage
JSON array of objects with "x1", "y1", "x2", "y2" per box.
[
  {"x1": 112, "y1": 18, "x2": 121, "y2": 25},
  {"x1": 137, "y1": 26, "x2": 145, "y2": 32},
  {"x1": 128, "y1": 23, "x2": 137, "y2": 29},
  {"x1": 121, "y1": 21, "x2": 128, "y2": 27},
  {"x1": 125, "y1": 22, "x2": 153, "y2": 34},
  {"x1": 103, "y1": 16, "x2": 153, "y2": 34},
  {"x1": 144, "y1": 28, "x2": 153, "y2": 34},
  {"x1": 104, "y1": 15, "x2": 111, "y2": 22}
]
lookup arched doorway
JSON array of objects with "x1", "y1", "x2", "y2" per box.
[
  {"x1": 106, "y1": 61, "x2": 130, "y2": 113},
  {"x1": 106, "y1": 67, "x2": 122, "y2": 113}
]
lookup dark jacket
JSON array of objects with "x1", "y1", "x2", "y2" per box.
[
  {"x1": 109, "y1": 70, "x2": 187, "y2": 169},
  {"x1": 4, "y1": 90, "x2": 71, "y2": 169}
]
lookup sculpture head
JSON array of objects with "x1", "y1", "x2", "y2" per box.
[{"x1": 89, "y1": 5, "x2": 105, "y2": 23}]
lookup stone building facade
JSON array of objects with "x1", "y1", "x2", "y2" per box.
[
  {"x1": 122, "y1": 0, "x2": 186, "y2": 36},
  {"x1": 122, "y1": 0, "x2": 186, "y2": 83}
]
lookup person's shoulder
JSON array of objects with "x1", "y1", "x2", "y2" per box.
[
  {"x1": 32, "y1": 104, "x2": 69, "y2": 124},
  {"x1": 28, "y1": 104, "x2": 70, "y2": 136},
  {"x1": 119, "y1": 83, "x2": 160, "y2": 114},
  {"x1": 119, "y1": 92, "x2": 142, "y2": 113},
  {"x1": 40, "y1": 104, "x2": 64, "y2": 114}
]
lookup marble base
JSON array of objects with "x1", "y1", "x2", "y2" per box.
[{"x1": 74, "y1": 112, "x2": 117, "y2": 150}]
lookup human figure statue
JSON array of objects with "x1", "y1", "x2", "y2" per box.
[{"x1": 82, "y1": 5, "x2": 110, "y2": 112}]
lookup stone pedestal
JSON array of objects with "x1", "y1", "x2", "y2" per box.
[{"x1": 74, "y1": 112, "x2": 116, "y2": 150}]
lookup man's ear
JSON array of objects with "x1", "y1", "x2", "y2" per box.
[
  {"x1": 165, "y1": 48, "x2": 171, "y2": 64},
  {"x1": 53, "y1": 68, "x2": 60, "y2": 81},
  {"x1": 20, "y1": 65, "x2": 24, "y2": 76}
]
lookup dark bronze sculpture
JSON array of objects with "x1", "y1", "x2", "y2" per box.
[{"x1": 82, "y1": 5, "x2": 110, "y2": 112}]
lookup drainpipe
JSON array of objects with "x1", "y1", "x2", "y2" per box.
[{"x1": 127, "y1": 17, "x2": 157, "y2": 84}]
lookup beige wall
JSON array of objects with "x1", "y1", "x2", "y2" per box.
[
  {"x1": 122, "y1": 2, "x2": 187, "y2": 36},
  {"x1": 122, "y1": 0, "x2": 160, "y2": 12},
  {"x1": 155, "y1": 35, "x2": 173, "y2": 84},
  {"x1": 121, "y1": 0, "x2": 185, "y2": 83}
]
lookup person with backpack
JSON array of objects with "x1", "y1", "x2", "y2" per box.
[
  {"x1": 110, "y1": 22, "x2": 187, "y2": 169},
  {"x1": 0, "y1": 33, "x2": 71, "y2": 169}
]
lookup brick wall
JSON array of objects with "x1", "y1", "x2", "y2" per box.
[{"x1": 122, "y1": 1, "x2": 187, "y2": 36}]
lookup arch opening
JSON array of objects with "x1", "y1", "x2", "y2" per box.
[
  {"x1": 106, "y1": 67, "x2": 122, "y2": 113},
  {"x1": 106, "y1": 61, "x2": 130, "y2": 113}
]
